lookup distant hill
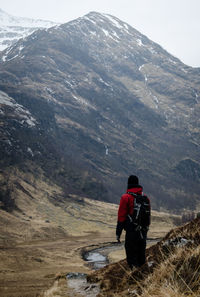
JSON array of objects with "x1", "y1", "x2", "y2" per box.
[
  {"x1": 0, "y1": 12, "x2": 200, "y2": 211},
  {"x1": 0, "y1": 8, "x2": 58, "y2": 51}
]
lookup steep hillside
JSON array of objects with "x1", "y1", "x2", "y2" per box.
[
  {"x1": 0, "y1": 12, "x2": 200, "y2": 211},
  {"x1": 88, "y1": 218, "x2": 200, "y2": 297}
]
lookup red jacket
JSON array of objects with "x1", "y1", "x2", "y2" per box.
[
  {"x1": 116, "y1": 185, "x2": 150, "y2": 237},
  {"x1": 118, "y1": 186, "x2": 143, "y2": 222}
]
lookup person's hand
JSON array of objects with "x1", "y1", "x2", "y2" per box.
[{"x1": 116, "y1": 235, "x2": 121, "y2": 243}]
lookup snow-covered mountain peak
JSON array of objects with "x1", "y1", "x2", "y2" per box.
[
  {"x1": 0, "y1": 8, "x2": 59, "y2": 51},
  {"x1": 65, "y1": 11, "x2": 147, "y2": 49}
]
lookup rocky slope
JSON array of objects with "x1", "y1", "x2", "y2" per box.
[
  {"x1": 0, "y1": 8, "x2": 58, "y2": 51},
  {"x1": 0, "y1": 12, "x2": 200, "y2": 211}
]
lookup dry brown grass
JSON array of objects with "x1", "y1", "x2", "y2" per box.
[
  {"x1": 136, "y1": 245, "x2": 200, "y2": 297},
  {"x1": 88, "y1": 219, "x2": 200, "y2": 297}
]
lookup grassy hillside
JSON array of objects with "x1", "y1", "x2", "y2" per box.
[
  {"x1": 88, "y1": 218, "x2": 200, "y2": 297},
  {"x1": 0, "y1": 164, "x2": 180, "y2": 243}
]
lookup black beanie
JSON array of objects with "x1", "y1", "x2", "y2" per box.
[{"x1": 127, "y1": 175, "x2": 139, "y2": 187}]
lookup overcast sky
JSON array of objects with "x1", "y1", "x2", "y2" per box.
[{"x1": 1, "y1": 0, "x2": 200, "y2": 67}]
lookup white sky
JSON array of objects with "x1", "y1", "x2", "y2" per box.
[{"x1": 0, "y1": 0, "x2": 200, "y2": 67}]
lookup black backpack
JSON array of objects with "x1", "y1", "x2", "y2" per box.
[{"x1": 126, "y1": 192, "x2": 150, "y2": 231}]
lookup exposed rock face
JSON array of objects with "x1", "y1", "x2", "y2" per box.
[{"x1": 0, "y1": 12, "x2": 200, "y2": 211}]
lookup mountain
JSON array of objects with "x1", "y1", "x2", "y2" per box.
[
  {"x1": 0, "y1": 12, "x2": 200, "y2": 212},
  {"x1": 0, "y1": 8, "x2": 58, "y2": 51}
]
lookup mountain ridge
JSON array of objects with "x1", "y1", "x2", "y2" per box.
[{"x1": 0, "y1": 11, "x2": 200, "y2": 211}]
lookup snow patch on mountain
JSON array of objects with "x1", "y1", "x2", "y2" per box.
[
  {"x1": 1, "y1": 41, "x2": 26, "y2": 62},
  {"x1": 102, "y1": 28, "x2": 110, "y2": 37},
  {"x1": 103, "y1": 14, "x2": 124, "y2": 30},
  {"x1": 0, "y1": 91, "x2": 37, "y2": 127},
  {"x1": 137, "y1": 39, "x2": 144, "y2": 47},
  {"x1": 72, "y1": 94, "x2": 96, "y2": 110}
]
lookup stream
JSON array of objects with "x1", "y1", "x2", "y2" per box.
[
  {"x1": 66, "y1": 242, "x2": 123, "y2": 296},
  {"x1": 67, "y1": 239, "x2": 159, "y2": 296},
  {"x1": 82, "y1": 242, "x2": 123, "y2": 270},
  {"x1": 83, "y1": 238, "x2": 159, "y2": 270}
]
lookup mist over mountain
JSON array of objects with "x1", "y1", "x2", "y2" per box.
[
  {"x1": 0, "y1": 11, "x2": 200, "y2": 212},
  {"x1": 0, "y1": 8, "x2": 58, "y2": 51}
]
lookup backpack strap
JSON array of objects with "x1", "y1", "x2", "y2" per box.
[
  {"x1": 127, "y1": 192, "x2": 141, "y2": 226},
  {"x1": 127, "y1": 191, "x2": 136, "y2": 215}
]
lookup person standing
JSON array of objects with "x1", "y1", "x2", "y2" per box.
[{"x1": 116, "y1": 175, "x2": 151, "y2": 269}]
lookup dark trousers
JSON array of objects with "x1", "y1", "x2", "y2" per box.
[{"x1": 125, "y1": 230, "x2": 147, "y2": 268}]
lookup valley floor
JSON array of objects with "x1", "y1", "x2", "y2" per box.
[
  {"x1": 0, "y1": 204, "x2": 179, "y2": 297},
  {"x1": 0, "y1": 169, "x2": 181, "y2": 297},
  {"x1": 0, "y1": 231, "x2": 108, "y2": 297}
]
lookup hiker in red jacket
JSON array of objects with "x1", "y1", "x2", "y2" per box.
[{"x1": 116, "y1": 175, "x2": 151, "y2": 269}]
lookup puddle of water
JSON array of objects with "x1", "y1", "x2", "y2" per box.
[
  {"x1": 84, "y1": 251, "x2": 107, "y2": 269},
  {"x1": 86, "y1": 252, "x2": 106, "y2": 262},
  {"x1": 83, "y1": 240, "x2": 158, "y2": 270},
  {"x1": 83, "y1": 243, "x2": 123, "y2": 270},
  {"x1": 67, "y1": 273, "x2": 99, "y2": 297}
]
